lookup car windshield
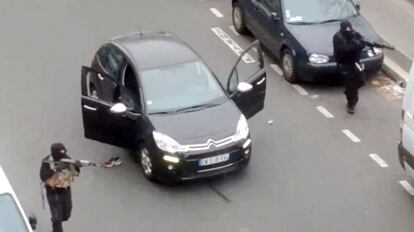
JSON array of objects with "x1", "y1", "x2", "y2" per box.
[
  {"x1": 140, "y1": 60, "x2": 227, "y2": 114},
  {"x1": 283, "y1": 0, "x2": 358, "y2": 24},
  {"x1": 0, "y1": 193, "x2": 29, "y2": 232}
]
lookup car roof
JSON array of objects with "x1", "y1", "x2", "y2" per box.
[
  {"x1": 0, "y1": 165, "x2": 14, "y2": 195},
  {"x1": 111, "y1": 31, "x2": 200, "y2": 70}
]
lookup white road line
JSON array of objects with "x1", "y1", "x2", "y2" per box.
[
  {"x1": 210, "y1": 8, "x2": 224, "y2": 18},
  {"x1": 399, "y1": 180, "x2": 414, "y2": 196},
  {"x1": 211, "y1": 27, "x2": 255, "y2": 63},
  {"x1": 369, "y1": 154, "x2": 389, "y2": 168},
  {"x1": 316, "y1": 106, "x2": 334, "y2": 119},
  {"x1": 342, "y1": 129, "x2": 361, "y2": 143},
  {"x1": 270, "y1": 64, "x2": 283, "y2": 76},
  {"x1": 229, "y1": 25, "x2": 240, "y2": 36},
  {"x1": 291, "y1": 84, "x2": 309, "y2": 96}
]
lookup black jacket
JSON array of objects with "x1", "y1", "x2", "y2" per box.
[{"x1": 333, "y1": 31, "x2": 365, "y2": 66}]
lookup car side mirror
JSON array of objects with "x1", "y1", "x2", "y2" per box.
[
  {"x1": 355, "y1": 2, "x2": 361, "y2": 11},
  {"x1": 271, "y1": 12, "x2": 280, "y2": 21},
  {"x1": 237, "y1": 82, "x2": 253, "y2": 93},
  {"x1": 110, "y1": 103, "x2": 127, "y2": 114}
]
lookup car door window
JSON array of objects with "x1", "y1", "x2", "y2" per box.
[
  {"x1": 227, "y1": 41, "x2": 264, "y2": 95},
  {"x1": 97, "y1": 45, "x2": 124, "y2": 79},
  {"x1": 262, "y1": 0, "x2": 280, "y2": 11},
  {"x1": 82, "y1": 66, "x2": 137, "y2": 112}
]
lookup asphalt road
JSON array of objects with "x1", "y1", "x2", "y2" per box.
[{"x1": 0, "y1": 0, "x2": 413, "y2": 231}]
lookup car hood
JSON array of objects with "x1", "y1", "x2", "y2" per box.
[
  {"x1": 148, "y1": 100, "x2": 241, "y2": 145},
  {"x1": 286, "y1": 16, "x2": 380, "y2": 55}
]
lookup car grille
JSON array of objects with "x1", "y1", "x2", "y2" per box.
[{"x1": 185, "y1": 136, "x2": 235, "y2": 152}]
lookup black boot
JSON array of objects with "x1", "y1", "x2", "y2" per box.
[{"x1": 347, "y1": 104, "x2": 355, "y2": 114}]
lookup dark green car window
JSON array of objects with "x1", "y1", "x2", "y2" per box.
[{"x1": 97, "y1": 45, "x2": 124, "y2": 78}]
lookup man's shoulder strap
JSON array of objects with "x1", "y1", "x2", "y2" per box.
[{"x1": 42, "y1": 155, "x2": 56, "y2": 171}]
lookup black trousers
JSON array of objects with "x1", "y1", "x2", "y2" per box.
[
  {"x1": 46, "y1": 188, "x2": 72, "y2": 232},
  {"x1": 340, "y1": 66, "x2": 364, "y2": 108}
]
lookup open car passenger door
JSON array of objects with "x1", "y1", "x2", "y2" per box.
[
  {"x1": 81, "y1": 66, "x2": 140, "y2": 148},
  {"x1": 227, "y1": 40, "x2": 266, "y2": 119}
]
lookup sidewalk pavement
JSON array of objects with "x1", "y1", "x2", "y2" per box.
[{"x1": 359, "y1": 0, "x2": 413, "y2": 84}]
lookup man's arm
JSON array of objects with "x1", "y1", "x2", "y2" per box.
[{"x1": 40, "y1": 160, "x2": 55, "y2": 182}]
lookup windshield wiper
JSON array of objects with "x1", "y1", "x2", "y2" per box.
[
  {"x1": 174, "y1": 103, "x2": 220, "y2": 113},
  {"x1": 150, "y1": 111, "x2": 175, "y2": 115},
  {"x1": 319, "y1": 19, "x2": 341, "y2": 24},
  {"x1": 288, "y1": 21, "x2": 317, "y2": 25}
]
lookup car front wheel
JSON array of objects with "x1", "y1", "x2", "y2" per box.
[
  {"x1": 232, "y1": 4, "x2": 247, "y2": 34},
  {"x1": 281, "y1": 49, "x2": 299, "y2": 83},
  {"x1": 139, "y1": 147, "x2": 155, "y2": 181}
]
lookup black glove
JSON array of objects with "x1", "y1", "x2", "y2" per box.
[{"x1": 75, "y1": 160, "x2": 82, "y2": 168}]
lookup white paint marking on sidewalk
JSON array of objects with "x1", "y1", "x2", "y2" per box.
[
  {"x1": 210, "y1": 8, "x2": 224, "y2": 18},
  {"x1": 229, "y1": 25, "x2": 240, "y2": 36},
  {"x1": 211, "y1": 27, "x2": 255, "y2": 63},
  {"x1": 399, "y1": 180, "x2": 414, "y2": 196},
  {"x1": 291, "y1": 84, "x2": 309, "y2": 96},
  {"x1": 369, "y1": 154, "x2": 389, "y2": 168},
  {"x1": 316, "y1": 106, "x2": 334, "y2": 119},
  {"x1": 342, "y1": 129, "x2": 361, "y2": 143},
  {"x1": 270, "y1": 64, "x2": 283, "y2": 76}
]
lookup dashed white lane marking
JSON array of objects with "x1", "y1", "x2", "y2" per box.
[
  {"x1": 210, "y1": 8, "x2": 224, "y2": 18},
  {"x1": 211, "y1": 27, "x2": 255, "y2": 63},
  {"x1": 399, "y1": 180, "x2": 414, "y2": 196},
  {"x1": 291, "y1": 84, "x2": 309, "y2": 96},
  {"x1": 270, "y1": 64, "x2": 283, "y2": 76},
  {"x1": 369, "y1": 154, "x2": 389, "y2": 168},
  {"x1": 342, "y1": 129, "x2": 361, "y2": 143},
  {"x1": 316, "y1": 106, "x2": 334, "y2": 119},
  {"x1": 229, "y1": 25, "x2": 240, "y2": 36}
]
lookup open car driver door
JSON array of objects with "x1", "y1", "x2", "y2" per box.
[
  {"x1": 226, "y1": 40, "x2": 266, "y2": 119},
  {"x1": 81, "y1": 66, "x2": 139, "y2": 148}
]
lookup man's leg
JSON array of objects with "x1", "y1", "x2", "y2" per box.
[
  {"x1": 61, "y1": 190, "x2": 73, "y2": 222},
  {"x1": 47, "y1": 192, "x2": 64, "y2": 232},
  {"x1": 52, "y1": 221, "x2": 63, "y2": 232}
]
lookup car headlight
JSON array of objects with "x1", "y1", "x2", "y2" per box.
[
  {"x1": 153, "y1": 131, "x2": 188, "y2": 154},
  {"x1": 373, "y1": 47, "x2": 383, "y2": 55},
  {"x1": 367, "y1": 49, "x2": 374, "y2": 57},
  {"x1": 233, "y1": 115, "x2": 249, "y2": 141},
  {"x1": 309, "y1": 54, "x2": 329, "y2": 64}
]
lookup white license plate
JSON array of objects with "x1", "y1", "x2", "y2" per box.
[{"x1": 199, "y1": 154, "x2": 230, "y2": 166}]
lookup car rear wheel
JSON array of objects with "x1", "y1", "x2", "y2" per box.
[
  {"x1": 281, "y1": 49, "x2": 299, "y2": 83},
  {"x1": 139, "y1": 147, "x2": 155, "y2": 181},
  {"x1": 232, "y1": 4, "x2": 247, "y2": 34}
]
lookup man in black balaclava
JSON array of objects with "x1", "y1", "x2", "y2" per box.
[
  {"x1": 333, "y1": 21, "x2": 365, "y2": 114},
  {"x1": 40, "y1": 143, "x2": 80, "y2": 232}
]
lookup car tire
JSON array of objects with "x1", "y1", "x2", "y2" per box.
[
  {"x1": 232, "y1": 3, "x2": 247, "y2": 35},
  {"x1": 139, "y1": 146, "x2": 156, "y2": 182},
  {"x1": 281, "y1": 49, "x2": 299, "y2": 83}
]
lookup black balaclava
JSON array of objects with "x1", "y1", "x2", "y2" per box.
[
  {"x1": 51, "y1": 143, "x2": 67, "y2": 161},
  {"x1": 340, "y1": 20, "x2": 354, "y2": 39}
]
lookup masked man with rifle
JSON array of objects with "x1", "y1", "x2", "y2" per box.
[
  {"x1": 40, "y1": 143, "x2": 81, "y2": 232},
  {"x1": 333, "y1": 20, "x2": 393, "y2": 114}
]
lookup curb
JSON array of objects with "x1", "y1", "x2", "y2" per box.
[{"x1": 382, "y1": 56, "x2": 410, "y2": 87}]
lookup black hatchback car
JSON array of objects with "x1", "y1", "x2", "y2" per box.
[
  {"x1": 232, "y1": 0, "x2": 384, "y2": 82},
  {"x1": 81, "y1": 32, "x2": 266, "y2": 183}
]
